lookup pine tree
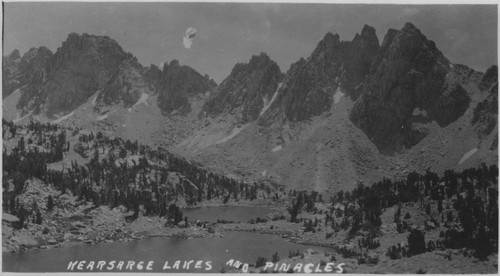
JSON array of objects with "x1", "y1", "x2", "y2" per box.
[
  {"x1": 408, "y1": 229, "x2": 426, "y2": 256},
  {"x1": 47, "y1": 195, "x2": 54, "y2": 211},
  {"x1": 288, "y1": 200, "x2": 300, "y2": 223},
  {"x1": 36, "y1": 211, "x2": 43, "y2": 224},
  {"x1": 271, "y1": 252, "x2": 280, "y2": 263}
]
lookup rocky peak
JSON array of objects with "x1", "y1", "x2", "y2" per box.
[
  {"x1": 391, "y1": 23, "x2": 450, "y2": 69},
  {"x1": 313, "y1": 32, "x2": 341, "y2": 51},
  {"x1": 19, "y1": 47, "x2": 53, "y2": 81},
  {"x1": 248, "y1": 52, "x2": 274, "y2": 70},
  {"x1": 310, "y1": 32, "x2": 342, "y2": 63},
  {"x1": 361, "y1": 24, "x2": 377, "y2": 38},
  {"x1": 143, "y1": 64, "x2": 163, "y2": 91},
  {"x1": 353, "y1": 25, "x2": 378, "y2": 47},
  {"x1": 169, "y1": 59, "x2": 180, "y2": 68},
  {"x1": 473, "y1": 65, "x2": 498, "y2": 138},
  {"x1": 346, "y1": 25, "x2": 380, "y2": 97},
  {"x1": 402, "y1": 22, "x2": 419, "y2": 32},
  {"x1": 3, "y1": 47, "x2": 53, "y2": 99},
  {"x1": 260, "y1": 25, "x2": 380, "y2": 123},
  {"x1": 350, "y1": 22, "x2": 468, "y2": 154},
  {"x1": 228, "y1": 52, "x2": 276, "y2": 78},
  {"x1": 96, "y1": 57, "x2": 154, "y2": 109},
  {"x1": 203, "y1": 52, "x2": 283, "y2": 122},
  {"x1": 16, "y1": 33, "x2": 129, "y2": 116},
  {"x1": 380, "y1": 29, "x2": 399, "y2": 51},
  {"x1": 50, "y1": 33, "x2": 128, "y2": 72},
  {"x1": 21, "y1": 47, "x2": 51, "y2": 60},
  {"x1": 6, "y1": 49, "x2": 21, "y2": 60},
  {"x1": 157, "y1": 60, "x2": 216, "y2": 115},
  {"x1": 479, "y1": 65, "x2": 498, "y2": 91},
  {"x1": 3, "y1": 50, "x2": 22, "y2": 98}
]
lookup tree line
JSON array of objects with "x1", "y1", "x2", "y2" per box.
[
  {"x1": 3, "y1": 119, "x2": 279, "y2": 228},
  {"x1": 287, "y1": 163, "x2": 498, "y2": 259}
]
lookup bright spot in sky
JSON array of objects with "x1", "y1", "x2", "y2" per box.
[{"x1": 183, "y1": 27, "x2": 197, "y2": 49}]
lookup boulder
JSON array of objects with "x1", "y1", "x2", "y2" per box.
[
  {"x1": 425, "y1": 220, "x2": 436, "y2": 230},
  {"x1": 2, "y1": 213, "x2": 20, "y2": 223},
  {"x1": 47, "y1": 239, "x2": 58, "y2": 245}
]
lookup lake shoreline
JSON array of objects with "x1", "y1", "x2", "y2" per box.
[{"x1": 2, "y1": 194, "x2": 289, "y2": 254}]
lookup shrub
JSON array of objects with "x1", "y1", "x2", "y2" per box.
[
  {"x1": 357, "y1": 257, "x2": 366, "y2": 264},
  {"x1": 367, "y1": 255, "x2": 379, "y2": 265},
  {"x1": 256, "y1": 256, "x2": 267, "y2": 267},
  {"x1": 386, "y1": 245, "x2": 402, "y2": 260},
  {"x1": 288, "y1": 249, "x2": 301, "y2": 258}
]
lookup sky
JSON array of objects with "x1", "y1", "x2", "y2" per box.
[{"x1": 3, "y1": 2, "x2": 498, "y2": 84}]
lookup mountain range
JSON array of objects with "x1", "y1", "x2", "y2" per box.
[{"x1": 3, "y1": 22, "x2": 497, "y2": 195}]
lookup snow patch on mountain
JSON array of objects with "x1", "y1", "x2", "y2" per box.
[
  {"x1": 52, "y1": 112, "x2": 74, "y2": 124},
  {"x1": 333, "y1": 87, "x2": 344, "y2": 104},
  {"x1": 133, "y1": 92, "x2": 149, "y2": 108},
  {"x1": 259, "y1": 82, "x2": 283, "y2": 117},
  {"x1": 458, "y1": 148, "x2": 478, "y2": 165},
  {"x1": 10, "y1": 88, "x2": 21, "y2": 97},
  {"x1": 127, "y1": 92, "x2": 149, "y2": 112},
  {"x1": 412, "y1": 107, "x2": 428, "y2": 117},
  {"x1": 216, "y1": 124, "x2": 250, "y2": 144},
  {"x1": 97, "y1": 110, "x2": 116, "y2": 121},
  {"x1": 271, "y1": 145, "x2": 283, "y2": 152},
  {"x1": 13, "y1": 112, "x2": 31, "y2": 124},
  {"x1": 97, "y1": 115, "x2": 108, "y2": 121},
  {"x1": 91, "y1": 93, "x2": 99, "y2": 106},
  {"x1": 3, "y1": 88, "x2": 23, "y2": 122}
]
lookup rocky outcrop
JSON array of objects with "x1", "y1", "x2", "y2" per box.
[
  {"x1": 18, "y1": 47, "x2": 53, "y2": 87},
  {"x1": 432, "y1": 83, "x2": 470, "y2": 126},
  {"x1": 450, "y1": 64, "x2": 483, "y2": 86},
  {"x1": 157, "y1": 60, "x2": 216, "y2": 115},
  {"x1": 203, "y1": 52, "x2": 283, "y2": 122},
  {"x1": 472, "y1": 68, "x2": 498, "y2": 137},
  {"x1": 349, "y1": 23, "x2": 470, "y2": 154},
  {"x1": 478, "y1": 65, "x2": 498, "y2": 91},
  {"x1": 143, "y1": 64, "x2": 163, "y2": 91},
  {"x1": 261, "y1": 25, "x2": 380, "y2": 123},
  {"x1": 3, "y1": 50, "x2": 22, "y2": 98},
  {"x1": 96, "y1": 58, "x2": 154, "y2": 109},
  {"x1": 14, "y1": 48, "x2": 54, "y2": 114},
  {"x1": 3, "y1": 48, "x2": 53, "y2": 99}
]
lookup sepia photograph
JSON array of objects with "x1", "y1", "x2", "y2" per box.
[{"x1": 1, "y1": 1, "x2": 498, "y2": 273}]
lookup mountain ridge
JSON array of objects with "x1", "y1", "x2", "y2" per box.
[{"x1": 3, "y1": 22, "x2": 497, "y2": 193}]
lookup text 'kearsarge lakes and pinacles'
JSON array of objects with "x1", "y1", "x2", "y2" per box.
[{"x1": 67, "y1": 259, "x2": 345, "y2": 273}]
